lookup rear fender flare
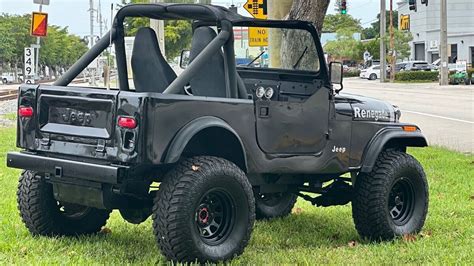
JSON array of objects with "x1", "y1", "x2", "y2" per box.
[
  {"x1": 163, "y1": 116, "x2": 247, "y2": 170},
  {"x1": 360, "y1": 127, "x2": 428, "y2": 173}
]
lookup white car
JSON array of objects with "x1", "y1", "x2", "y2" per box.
[
  {"x1": 1, "y1": 72, "x2": 23, "y2": 84},
  {"x1": 359, "y1": 65, "x2": 381, "y2": 80}
]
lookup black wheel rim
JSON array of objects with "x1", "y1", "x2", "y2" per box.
[
  {"x1": 388, "y1": 177, "x2": 415, "y2": 225},
  {"x1": 195, "y1": 189, "x2": 235, "y2": 245}
]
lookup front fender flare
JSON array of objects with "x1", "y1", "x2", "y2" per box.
[
  {"x1": 360, "y1": 127, "x2": 428, "y2": 173},
  {"x1": 163, "y1": 116, "x2": 247, "y2": 169}
]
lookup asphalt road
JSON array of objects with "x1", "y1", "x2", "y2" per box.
[{"x1": 344, "y1": 78, "x2": 474, "y2": 154}]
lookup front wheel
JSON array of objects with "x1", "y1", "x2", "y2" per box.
[
  {"x1": 352, "y1": 151, "x2": 429, "y2": 240},
  {"x1": 369, "y1": 73, "x2": 377, "y2": 80},
  {"x1": 17, "y1": 170, "x2": 111, "y2": 236},
  {"x1": 152, "y1": 156, "x2": 255, "y2": 263},
  {"x1": 255, "y1": 192, "x2": 297, "y2": 220}
]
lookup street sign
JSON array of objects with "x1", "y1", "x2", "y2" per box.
[
  {"x1": 400, "y1": 14, "x2": 410, "y2": 31},
  {"x1": 33, "y1": 0, "x2": 50, "y2": 5},
  {"x1": 24, "y1": 47, "x2": 35, "y2": 83},
  {"x1": 31, "y1": 12, "x2": 48, "y2": 37},
  {"x1": 249, "y1": 27, "x2": 268, "y2": 47},
  {"x1": 244, "y1": 0, "x2": 268, "y2": 19}
]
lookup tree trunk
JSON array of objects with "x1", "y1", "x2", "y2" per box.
[
  {"x1": 286, "y1": 0, "x2": 330, "y2": 35},
  {"x1": 281, "y1": 0, "x2": 330, "y2": 70}
]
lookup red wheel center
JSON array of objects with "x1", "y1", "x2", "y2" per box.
[{"x1": 199, "y1": 207, "x2": 209, "y2": 224}]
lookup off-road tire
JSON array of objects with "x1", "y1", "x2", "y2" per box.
[
  {"x1": 255, "y1": 192, "x2": 297, "y2": 220},
  {"x1": 369, "y1": 73, "x2": 377, "y2": 80},
  {"x1": 152, "y1": 156, "x2": 255, "y2": 263},
  {"x1": 17, "y1": 170, "x2": 111, "y2": 236},
  {"x1": 352, "y1": 151, "x2": 428, "y2": 240}
]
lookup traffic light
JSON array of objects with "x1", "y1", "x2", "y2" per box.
[
  {"x1": 409, "y1": 0, "x2": 417, "y2": 11},
  {"x1": 340, "y1": 0, "x2": 347, "y2": 15}
]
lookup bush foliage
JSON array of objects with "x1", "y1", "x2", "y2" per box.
[
  {"x1": 395, "y1": 71, "x2": 439, "y2": 81},
  {"x1": 343, "y1": 69, "x2": 361, "y2": 77}
]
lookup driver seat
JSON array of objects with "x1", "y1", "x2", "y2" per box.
[{"x1": 132, "y1": 27, "x2": 177, "y2": 93}]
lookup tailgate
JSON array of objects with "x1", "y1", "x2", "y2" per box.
[{"x1": 38, "y1": 85, "x2": 118, "y2": 139}]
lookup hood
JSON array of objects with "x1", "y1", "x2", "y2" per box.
[{"x1": 336, "y1": 93, "x2": 399, "y2": 122}]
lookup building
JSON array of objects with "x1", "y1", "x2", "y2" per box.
[{"x1": 397, "y1": 0, "x2": 474, "y2": 65}]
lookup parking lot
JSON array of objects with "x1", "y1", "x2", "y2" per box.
[{"x1": 344, "y1": 78, "x2": 474, "y2": 153}]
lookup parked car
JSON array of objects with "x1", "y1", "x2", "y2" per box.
[
  {"x1": 404, "y1": 61, "x2": 434, "y2": 71},
  {"x1": 360, "y1": 65, "x2": 381, "y2": 80},
  {"x1": 2, "y1": 73, "x2": 15, "y2": 84},
  {"x1": 1, "y1": 72, "x2": 24, "y2": 84}
]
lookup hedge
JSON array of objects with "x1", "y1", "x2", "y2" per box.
[
  {"x1": 343, "y1": 69, "x2": 361, "y2": 77},
  {"x1": 395, "y1": 71, "x2": 439, "y2": 81}
]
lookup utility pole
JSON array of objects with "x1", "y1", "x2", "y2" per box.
[
  {"x1": 389, "y1": 0, "x2": 395, "y2": 82},
  {"x1": 89, "y1": 0, "x2": 97, "y2": 86},
  {"x1": 439, "y1": 0, "x2": 448, "y2": 85},
  {"x1": 98, "y1": 0, "x2": 103, "y2": 37},
  {"x1": 150, "y1": 0, "x2": 166, "y2": 56},
  {"x1": 380, "y1": 0, "x2": 386, "y2": 82},
  {"x1": 35, "y1": 3, "x2": 43, "y2": 81}
]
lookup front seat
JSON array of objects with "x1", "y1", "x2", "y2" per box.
[
  {"x1": 189, "y1": 27, "x2": 227, "y2": 98},
  {"x1": 132, "y1": 27, "x2": 176, "y2": 93}
]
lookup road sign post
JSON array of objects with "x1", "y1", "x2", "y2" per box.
[
  {"x1": 32, "y1": 0, "x2": 49, "y2": 82},
  {"x1": 24, "y1": 47, "x2": 36, "y2": 84},
  {"x1": 244, "y1": 0, "x2": 269, "y2": 47}
]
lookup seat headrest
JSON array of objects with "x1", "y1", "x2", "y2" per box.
[{"x1": 189, "y1": 27, "x2": 218, "y2": 62}]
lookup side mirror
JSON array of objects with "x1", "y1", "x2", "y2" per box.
[
  {"x1": 329, "y1": 61, "x2": 343, "y2": 93},
  {"x1": 180, "y1": 50, "x2": 191, "y2": 69}
]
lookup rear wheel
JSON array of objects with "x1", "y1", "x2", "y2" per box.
[
  {"x1": 17, "y1": 170, "x2": 110, "y2": 236},
  {"x1": 255, "y1": 192, "x2": 297, "y2": 220},
  {"x1": 352, "y1": 151, "x2": 428, "y2": 240},
  {"x1": 369, "y1": 73, "x2": 377, "y2": 80},
  {"x1": 152, "y1": 156, "x2": 255, "y2": 263}
]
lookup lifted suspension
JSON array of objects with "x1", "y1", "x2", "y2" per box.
[{"x1": 297, "y1": 179, "x2": 353, "y2": 207}]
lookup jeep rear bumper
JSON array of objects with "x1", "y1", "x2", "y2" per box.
[{"x1": 7, "y1": 152, "x2": 126, "y2": 184}]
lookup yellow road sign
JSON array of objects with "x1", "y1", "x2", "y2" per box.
[
  {"x1": 244, "y1": 0, "x2": 268, "y2": 19},
  {"x1": 249, "y1": 27, "x2": 268, "y2": 47},
  {"x1": 31, "y1": 12, "x2": 48, "y2": 37},
  {"x1": 400, "y1": 14, "x2": 410, "y2": 31}
]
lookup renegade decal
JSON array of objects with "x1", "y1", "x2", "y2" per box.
[{"x1": 353, "y1": 107, "x2": 390, "y2": 121}]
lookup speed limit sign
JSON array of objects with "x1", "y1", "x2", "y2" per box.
[{"x1": 24, "y1": 47, "x2": 35, "y2": 83}]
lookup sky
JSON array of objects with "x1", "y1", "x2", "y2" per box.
[{"x1": 0, "y1": 0, "x2": 389, "y2": 37}]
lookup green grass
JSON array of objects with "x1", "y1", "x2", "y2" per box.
[
  {"x1": 0, "y1": 112, "x2": 17, "y2": 121},
  {"x1": 0, "y1": 126, "x2": 473, "y2": 264}
]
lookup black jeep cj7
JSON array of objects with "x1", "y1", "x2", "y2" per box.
[{"x1": 7, "y1": 3, "x2": 429, "y2": 263}]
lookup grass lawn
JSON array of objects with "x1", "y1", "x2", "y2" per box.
[{"x1": 0, "y1": 126, "x2": 473, "y2": 264}]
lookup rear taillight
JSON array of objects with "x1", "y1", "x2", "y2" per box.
[
  {"x1": 18, "y1": 106, "x2": 34, "y2": 118},
  {"x1": 118, "y1": 116, "x2": 137, "y2": 129}
]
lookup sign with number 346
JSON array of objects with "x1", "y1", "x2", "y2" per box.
[{"x1": 24, "y1": 47, "x2": 35, "y2": 84}]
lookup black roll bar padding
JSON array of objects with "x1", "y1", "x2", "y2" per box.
[
  {"x1": 54, "y1": 30, "x2": 115, "y2": 87},
  {"x1": 163, "y1": 29, "x2": 230, "y2": 95},
  {"x1": 114, "y1": 22, "x2": 129, "y2": 91},
  {"x1": 221, "y1": 20, "x2": 238, "y2": 98}
]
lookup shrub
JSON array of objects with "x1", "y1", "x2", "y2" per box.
[
  {"x1": 343, "y1": 69, "x2": 361, "y2": 77},
  {"x1": 395, "y1": 71, "x2": 439, "y2": 81},
  {"x1": 467, "y1": 68, "x2": 474, "y2": 79}
]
